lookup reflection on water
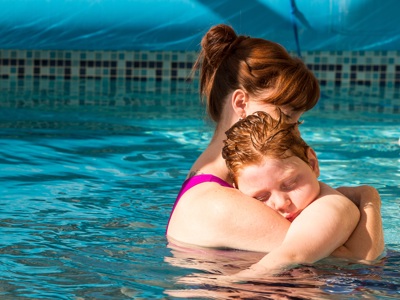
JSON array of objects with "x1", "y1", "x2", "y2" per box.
[
  {"x1": 165, "y1": 244, "x2": 400, "y2": 299},
  {"x1": 0, "y1": 99, "x2": 399, "y2": 299}
]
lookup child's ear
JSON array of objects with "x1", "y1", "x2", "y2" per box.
[
  {"x1": 231, "y1": 89, "x2": 248, "y2": 119},
  {"x1": 307, "y1": 148, "x2": 320, "y2": 177}
]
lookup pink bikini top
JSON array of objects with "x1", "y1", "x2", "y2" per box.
[{"x1": 166, "y1": 174, "x2": 233, "y2": 234}]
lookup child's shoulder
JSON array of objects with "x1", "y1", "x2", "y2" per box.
[{"x1": 318, "y1": 182, "x2": 344, "y2": 198}]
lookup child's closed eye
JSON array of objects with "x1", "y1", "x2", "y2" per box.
[
  {"x1": 282, "y1": 178, "x2": 298, "y2": 191},
  {"x1": 255, "y1": 192, "x2": 271, "y2": 202}
]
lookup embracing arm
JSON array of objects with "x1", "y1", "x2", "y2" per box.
[
  {"x1": 332, "y1": 185, "x2": 384, "y2": 261},
  {"x1": 237, "y1": 183, "x2": 360, "y2": 276},
  {"x1": 167, "y1": 183, "x2": 290, "y2": 252}
]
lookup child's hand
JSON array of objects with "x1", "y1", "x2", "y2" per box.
[
  {"x1": 336, "y1": 185, "x2": 381, "y2": 209},
  {"x1": 335, "y1": 185, "x2": 384, "y2": 261}
]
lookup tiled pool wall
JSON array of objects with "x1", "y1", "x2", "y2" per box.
[{"x1": 0, "y1": 49, "x2": 399, "y2": 113}]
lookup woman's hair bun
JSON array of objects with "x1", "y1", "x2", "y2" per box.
[{"x1": 201, "y1": 24, "x2": 238, "y2": 67}]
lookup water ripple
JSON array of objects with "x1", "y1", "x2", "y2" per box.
[{"x1": 0, "y1": 103, "x2": 398, "y2": 299}]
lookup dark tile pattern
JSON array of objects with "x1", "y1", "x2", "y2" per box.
[{"x1": 1, "y1": 49, "x2": 400, "y2": 111}]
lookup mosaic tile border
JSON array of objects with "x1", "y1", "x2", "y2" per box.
[
  {"x1": 1, "y1": 49, "x2": 400, "y2": 87},
  {"x1": 0, "y1": 49, "x2": 400, "y2": 112},
  {"x1": 0, "y1": 50, "x2": 195, "y2": 80}
]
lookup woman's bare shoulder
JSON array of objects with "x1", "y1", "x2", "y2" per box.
[{"x1": 168, "y1": 183, "x2": 289, "y2": 251}]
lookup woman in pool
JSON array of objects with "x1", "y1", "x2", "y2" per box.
[
  {"x1": 166, "y1": 24, "x2": 384, "y2": 261},
  {"x1": 223, "y1": 110, "x2": 361, "y2": 274}
]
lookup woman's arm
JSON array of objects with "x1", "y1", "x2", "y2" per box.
[
  {"x1": 236, "y1": 183, "x2": 360, "y2": 276},
  {"x1": 332, "y1": 185, "x2": 384, "y2": 261},
  {"x1": 168, "y1": 182, "x2": 383, "y2": 266},
  {"x1": 167, "y1": 182, "x2": 291, "y2": 252}
]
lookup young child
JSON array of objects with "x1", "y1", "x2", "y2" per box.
[{"x1": 222, "y1": 110, "x2": 361, "y2": 275}]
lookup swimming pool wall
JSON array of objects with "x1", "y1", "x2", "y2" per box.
[
  {"x1": 1, "y1": 48, "x2": 399, "y2": 113},
  {"x1": 0, "y1": 0, "x2": 399, "y2": 112}
]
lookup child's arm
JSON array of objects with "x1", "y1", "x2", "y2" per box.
[
  {"x1": 332, "y1": 185, "x2": 384, "y2": 261},
  {"x1": 236, "y1": 182, "x2": 360, "y2": 277}
]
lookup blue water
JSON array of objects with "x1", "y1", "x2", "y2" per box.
[{"x1": 0, "y1": 80, "x2": 399, "y2": 299}]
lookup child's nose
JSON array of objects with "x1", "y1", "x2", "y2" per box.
[{"x1": 269, "y1": 193, "x2": 291, "y2": 212}]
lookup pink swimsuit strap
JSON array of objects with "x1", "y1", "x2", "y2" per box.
[
  {"x1": 166, "y1": 174, "x2": 233, "y2": 234},
  {"x1": 178, "y1": 174, "x2": 232, "y2": 196}
]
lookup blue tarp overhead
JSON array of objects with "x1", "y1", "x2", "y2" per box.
[{"x1": 0, "y1": 0, "x2": 399, "y2": 51}]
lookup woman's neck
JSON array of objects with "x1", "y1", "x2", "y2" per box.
[
  {"x1": 188, "y1": 127, "x2": 233, "y2": 183},
  {"x1": 188, "y1": 100, "x2": 238, "y2": 183}
]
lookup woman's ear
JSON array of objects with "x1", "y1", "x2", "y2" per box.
[
  {"x1": 231, "y1": 89, "x2": 248, "y2": 119},
  {"x1": 307, "y1": 148, "x2": 320, "y2": 177}
]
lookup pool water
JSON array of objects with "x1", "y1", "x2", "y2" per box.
[{"x1": 0, "y1": 81, "x2": 399, "y2": 299}]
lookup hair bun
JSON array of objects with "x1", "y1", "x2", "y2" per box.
[
  {"x1": 203, "y1": 24, "x2": 237, "y2": 49},
  {"x1": 201, "y1": 24, "x2": 238, "y2": 67}
]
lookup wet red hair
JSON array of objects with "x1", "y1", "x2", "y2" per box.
[{"x1": 222, "y1": 110, "x2": 310, "y2": 187}]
